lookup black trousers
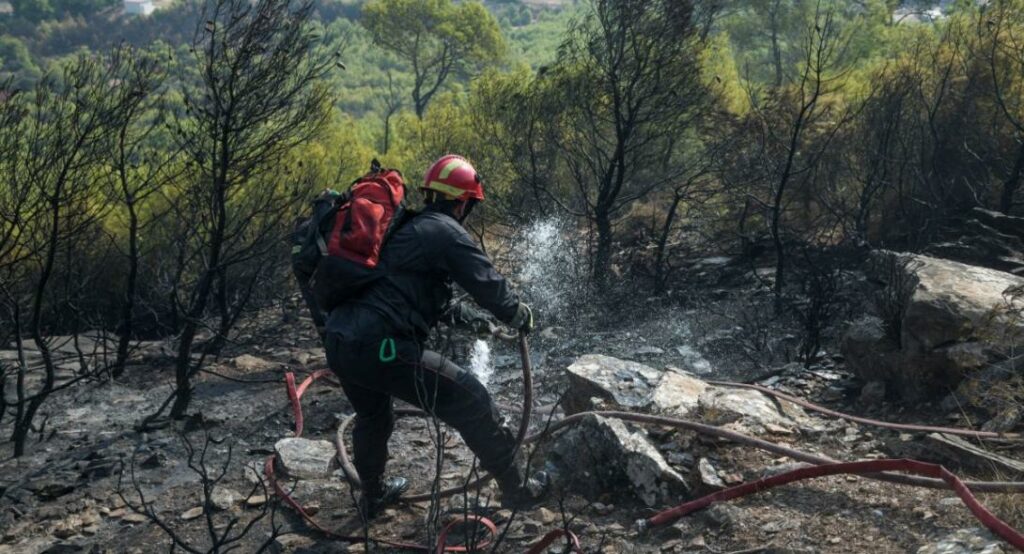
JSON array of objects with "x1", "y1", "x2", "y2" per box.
[{"x1": 324, "y1": 312, "x2": 517, "y2": 487}]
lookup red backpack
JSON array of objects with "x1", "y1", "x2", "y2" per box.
[{"x1": 299, "y1": 161, "x2": 407, "y2": 312}]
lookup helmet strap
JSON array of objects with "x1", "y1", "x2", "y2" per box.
[{"x1": 457, "y1": 198, "x2": 478, "y2": 223}]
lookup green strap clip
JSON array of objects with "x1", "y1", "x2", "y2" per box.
[{"x1": 379, "y1": 337, "x2": 397, "y2": 363}]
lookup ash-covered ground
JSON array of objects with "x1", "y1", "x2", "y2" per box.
[{"x1": 0, "y1": 286, "x2": 1017, "y2": 553}]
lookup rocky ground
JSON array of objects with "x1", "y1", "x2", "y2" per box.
[{"x1": 1, "y1": 284, "x2": 1022, "y2": 553}]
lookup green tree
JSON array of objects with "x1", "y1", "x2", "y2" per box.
[
  {"x1": 11, "y1": 0, "x2": 54, "y2": 21},
  {"x1": 0, "y1": 36, "x2": 41, "y2": 88},
  {"x1": 361, "y1": 0, "x2": 506, "y2": 118}
]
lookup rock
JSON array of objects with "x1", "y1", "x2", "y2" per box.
[
  {"x1": 674, "y1": 345, "x2": 714, "y2": 375},
  {"x1": 632, "y1": 345, "x2": 665, "y2": 357},
  {"x1": 79, "y1": 510, "x2": 100, "y2": 527},
  {"x1": 916, "y1": 528, "x2": 1005, "y2": 554},
  {"x1": 562, "y1": 355, "x2": 663, "y2": 414},
  {"x1": 697, "y1": 458, "x2": 725, "y2": 489},
  {"x1": 28, "y1": 479, "x2": 75, "y2": 500},
  {"x1": 697, "y1": 386, "x2": 811, "y2": 432},
  {"x1": 37, "y1": 505, "x2": 68, "y2": 520},
  {"x1": 859, "y1": 380, "x2": 886, "y2": 406},
  {"x1": 537, "y1": 507, "x2": 557, "y2": 524},
  {"x1": 121, "y1": 512, "x2": 148, "y2": 524},
  {"x1": 274, "y1": 438, "x2": 338, "y2": 479},
  {"x1": 210, "y1": 487, "x2": 238, "y2": 511},
  {"x1": 649, "y1": 371, "x2": 708, "y2": 417},
  {"x1": 180, "y1": 507, "x2": 204, "y2": 520},
  {"x1": 547, "y1": 414, "x2": 688, "y2": 507},
  {"x1": 245, "y1": 495, "x2": 267, "y2": 507},
  {"x1": 845, "y1": 252, "x2": 1024, "y2": 401},
  {"x1": 762, "y1": 462, "x2": 813, "y2": 478},
  {"x1": 138, "y1": 452, "x2": 165, "y2": 469},
  {"x1": 2, "y1": 521, "x2": 31, "y2": 543},
  {"x1": 232, "y1": 354, "x2": 275, "y2": 371},
  {"x1": 698, "y1": 504, "x2": 739, "y2": 530},
  {"x1": 274, "y1": 534, "x2": 316, "y2": 551},
  {"x1": 841, "y1": 316, "x2": 900, "y2": 384},
  {"x1": 52, "y1": 519, "x2": 79, "y2": 539}
]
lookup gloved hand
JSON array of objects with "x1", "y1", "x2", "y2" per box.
[
  {"x1": 509, "y1": 302, "x2": 534, "y2": 334},
  {"x1": 448, "y1": 302, "x2": 495, "y2": 334}
]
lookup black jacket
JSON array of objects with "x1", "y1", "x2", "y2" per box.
[{"x1": 325, "y1": 206, "x2": 520, "y2": 340}]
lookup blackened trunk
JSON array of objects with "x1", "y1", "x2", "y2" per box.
[
  {"x1": 593, "y1": 211, "x2": 613, "y2": 289},
  {"x1": 169, "y1": 269, "x2": 216, "y2": 419},
  {"x1": 112, "y1": 202, "x2": 139, "y2": 378},
  {"x1": 654, "y1": 194, "x2": 683, "y2": 292},
  {"x1": 1000, "y1": 141, "x2": 1024, "y2": 214}
]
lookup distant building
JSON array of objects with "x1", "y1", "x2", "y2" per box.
[
  {"x1": 0, "y1": 2, "x2": 14, "y2": 16},
  {"x1": 124, "y1": 0, "x2": 156, "y2": 16}
]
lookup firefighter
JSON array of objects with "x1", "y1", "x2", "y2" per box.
[{"x1": 324, "y1": 154, "x2": 538, "y2": 519}]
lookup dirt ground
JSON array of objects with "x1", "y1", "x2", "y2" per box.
[{"x1": 0, "y1": 300, "x2": 1021, "y2": 553}]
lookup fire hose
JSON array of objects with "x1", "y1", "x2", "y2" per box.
[{"x1": 268, "y1": 331, "x2": 1024, "y2": 552}]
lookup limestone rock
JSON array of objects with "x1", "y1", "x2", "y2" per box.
[
  {"x1": 697, "y1": 387, "x2": 810, "y2": 432},
  {"x1": 844, "y1": 252, "x2": 1024, "y2": 400},
  {"x1": 274, "y1": 438, "x2": 338, "y2": 479},
  {"x1": 180, "y1": 507, "x2": 204, "y2": 520},
  {"x1": 210, "y1": 487, "x2": 238, "y2": 511},
  {"x1": 562, "y1": 355, "x2": 662, "y2": 414},
  {"x1": 916, "y1": 528, "x2": 1005, "y2": 554},
  {"x1": 697, "y1": 458, "x2": 725, "y2": 489},
  {"x1": 649, "y1": 371, "x2": 707, "y2": 417},
  {"x1": 232, "y1": 354, "x2": 275, "y2": 371},
  {"x1": 547, "y1": 414, "x2": 688, "y2": 507}
]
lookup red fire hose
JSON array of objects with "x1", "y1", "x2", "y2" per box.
[{"x1": 640, "y1": 458, "x2": 1024, "y2": 551}]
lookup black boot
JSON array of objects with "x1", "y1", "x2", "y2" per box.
[
  {"x1": 358, "y1": 476, "x2": 409, "y2": 520},
  {"x1": 494, "y1": 465, "x2": 547, "y2": 510}
]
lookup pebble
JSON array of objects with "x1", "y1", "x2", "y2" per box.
[
  {"x1": 210, "y1": 487, "x2": 238, "y2": 511},
  {"x1": 245, "y1": 495, "x2": 268, "y2": 507},
  {"x1": 180, "y1": 507, "x2": 204, "y2": 520},
  {"x1": 121, "y1": 512, "x2": 148, "y2": 524}
]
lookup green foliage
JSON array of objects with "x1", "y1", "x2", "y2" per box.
[
  {"x1": 361, "y1": 0, "x2": 506, "y2": 116},
  {"x1": 0, "y1": 35, "x2": 40, "y2": 87},
  {"x1": 10, "y1": 0, "x2": 118, "y2": 23}
]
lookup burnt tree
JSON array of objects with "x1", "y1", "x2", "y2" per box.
[
  {"x1": 161, "y1": 0, "x2": 332, "y2": 420},
  {"x1": 546, "y1": 0, "x2": 711, "y2": 287}
]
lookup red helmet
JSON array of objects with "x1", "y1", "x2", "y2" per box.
[{"x1": 421, "y1": 155, "x2": 484, "y2": 201}]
